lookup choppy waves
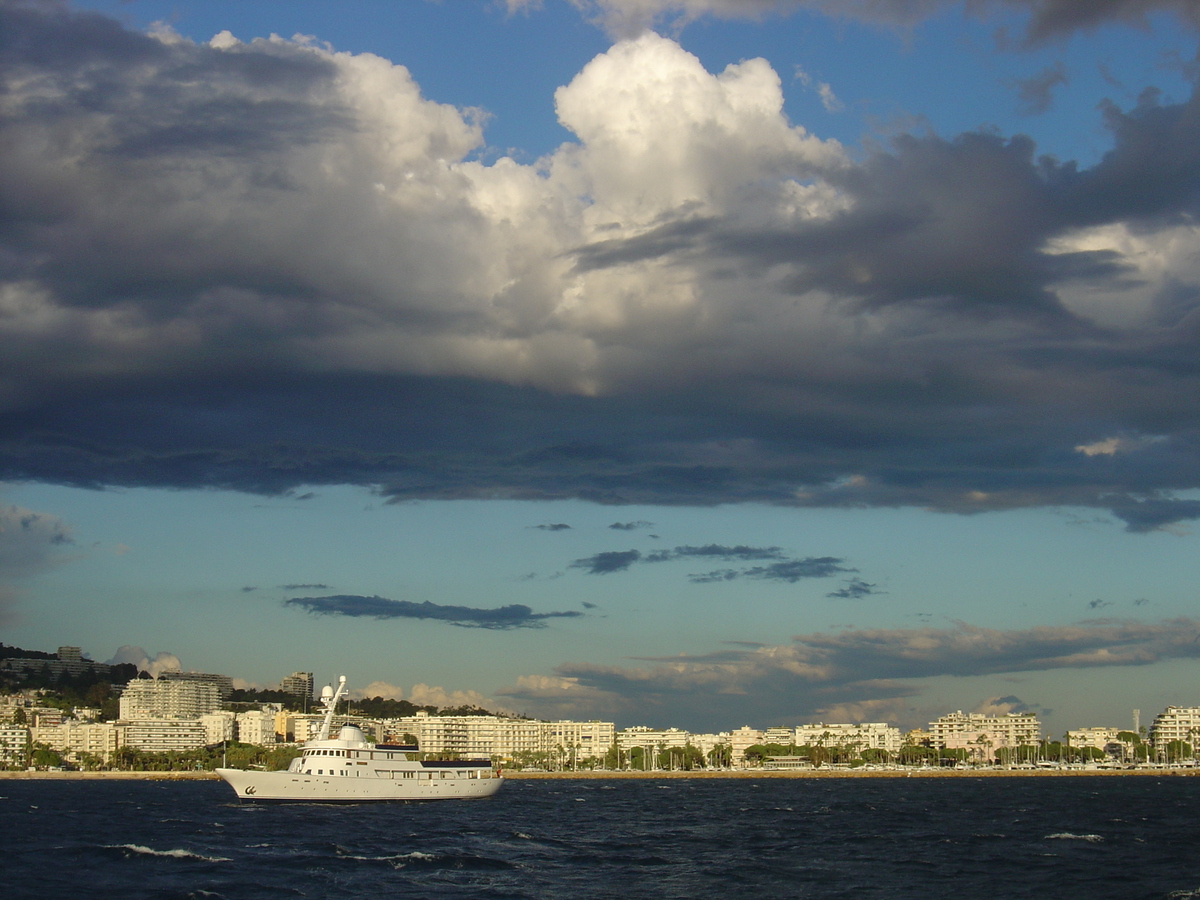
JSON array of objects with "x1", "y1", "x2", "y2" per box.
[
  {"x1": 108, "y1": 843, "x2": 232, "y2": 862},
  {"x1": 3, "y1": 777, "x2": 1200, "y2": 899}
]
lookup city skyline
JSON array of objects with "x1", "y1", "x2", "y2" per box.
[{"x1": 1, "y1": 0, "x2": 1199, "y2": 738}]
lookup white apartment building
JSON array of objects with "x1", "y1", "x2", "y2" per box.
[
  {"x1": 730, "y1": 726, "x2": 764, "y2": 767},
  {"x1": 928, "y1": 711, "x2": 1041, "y2": 755},
  {"x1": 1150, "y1": 707, "x2": 1200, "y2": 750},
  {"x1": 1066, "y1": 727, "x2": 1124, "y2": 752},
  {"x1": 484, "y1": 717, "x2": 547, "y2": 758},
  {"x1": 200, "y1": 711, "x2": 236, "y2": 744},
  {"x1": 119, "y1": 678, "x2": 220, "y2": 720},
  {"x1": 545, "y1": 720, "x2": 615, "y2": 764},
  {"x1": 282, "y1": 712, "x2": 337, "y2": 743},
  {"x1": 687, "y1": 732, "x2": 731, "y2": 761},
  {"x1": 763, "y1": 726, "x2": 795, "y2": 744},
  {"x1": 120, "y1": 719, "x2": 209, "y2": 753},
  {"x1": 33, "y1": 720, "x2": 123, "y2": 764},
  {"x1": 793, "y1": 722, "x2": 903, "y2": 754},
  {"x1": 379, "y1": 714, "x2": 616, "y2": 764},
  {"x1": 158, "y1": 670, "x2": 234, "y2": 700},
  {"x1": 616, "y1": 727, "x2": 690, "y2": 753},
  {"x1": 236, "y1": 710, "x2": 278, "y2": 745},
  {"x1": 27, "y1": 707, "x2": 64, "y2": 728},
  {"x1": 0, "y1": 725, "x2": 28, "y2": 766}
]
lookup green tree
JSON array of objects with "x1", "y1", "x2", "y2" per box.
[
  {"x1": 1164, "y1": 740, "x2": 1192, "y2": 763},
  {"x1": 30, "y1": 743, "x2": 62, "y2": 768}
]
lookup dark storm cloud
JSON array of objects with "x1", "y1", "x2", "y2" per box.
[
  {"x1": 609, "y1": 520, "x2": 653, "y2": 530},
  {"x1": 281, "y1": 583, "x2": 331, "y2": 590},
  {"x1": 1010, "y1": 0, "x2": 1200, "y2": 42},
  {"x1": 3, "y1": 4, "x2": 1200, "y2": 531},
  {"x1": 531, "y1": 523, "x2": 572, "y2": 531},
  {"x1": 284, "y1": 594, "x2": 584, "y2": 629}
]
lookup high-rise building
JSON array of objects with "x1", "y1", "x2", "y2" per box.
[
  {"x1": 280, "y1": 672, "x2": 315, "y2": 700},
  {"x1": 119, "y1": 678, "x2": 220, "y2": 720},
  {"x1": 1150, "y1": 707, "x2": 1200, "y2": 751},
  {"x1": 159, "y1": 670, "x2": 234, "y2": 699}
]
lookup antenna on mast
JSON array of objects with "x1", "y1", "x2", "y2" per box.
[{"x1": 317, "y1": 675, "x2": 348, "y2": 741}]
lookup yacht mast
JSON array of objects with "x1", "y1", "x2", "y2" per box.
[{"x1": 317, "y1": 675, "x2": 348, "y2": 740}]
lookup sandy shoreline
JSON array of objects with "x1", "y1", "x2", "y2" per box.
[{"x1": 2, "y1": 767, "x2": 1195, "y2": 781}]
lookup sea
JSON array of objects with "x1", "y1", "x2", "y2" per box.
[{"x1": 4, "y1": 775, "x2": 1199, "y2": 899}]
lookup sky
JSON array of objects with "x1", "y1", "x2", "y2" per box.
[{"x1": 2, "y1": 0, "x2": 1200, "y2": 737}]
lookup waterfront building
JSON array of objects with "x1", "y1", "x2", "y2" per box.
[
  {"x1": 615, "y1": 727, "x2": 691, "y2": 768},
  {"x1": 762, "y1": 756, "x2": 812, "y2": 770},
  {"x1": 729, "y1": 726, "x2": 764, "y2": 767},
  {"x1": 120, "y1": 719, "x2": 209, "y2": 753},
  {"x1": 483, "y1": 717, "x2": 547, "y2": 759},
  {"x1": 235, "y1": 709, "x2": 278, "y2": 745},
  {"x1": 1066, "y1": 727, "x2": 1124, "y2": 754},
  {"x1": 687, "y1": 732, "x2": 732, "y2": 764},
  {"x1": 929, "y1": 711, "x2": 1041, "y2": 760},
  {"x1": 119, "y1": 678, "x2": 220, "y2": 720},
  {"x1": 903, "y1": 729, "x2": 934, "y2": 747},
  {"x1": 34, "y1": 720, "x2": 124, "y2": 764},
  {"x1": 793, "y1": 722, "x2": 902, "y2": 755},
  {"x1": 0, "y1": 724, "x2": 28, "y2": 766},
  {"x1": 200, "y1": 711, "x2": 236, "y2": 744},
  {"x1": 378, "y1": 713, "x2": 617, "y2": 766},
  {"x1": 763, "y1": 726, "x2": 795, "y2": 745},
  {"x1": 545, "y1": 720, "x2": 615, "y2": 766},
  {"x1": 1150, "y1": 707, "x2": 1200, "y2": 753}
]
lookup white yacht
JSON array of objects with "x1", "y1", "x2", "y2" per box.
[{"x1": 216, "y1": 676, "x2": 504, "y2": 801}]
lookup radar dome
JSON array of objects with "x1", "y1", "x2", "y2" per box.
[{"x1": 338, "y1": 724, "x2": 368, "y2": 745}]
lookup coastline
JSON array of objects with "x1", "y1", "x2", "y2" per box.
[
  {"x1": 3, "y1": 767, "x2": 1196, "y2": 781},
  {"x1": 0, "y1": 770, "x2": 221, "y2": 780},
  {"x1": 507, "y1": 768, "x2": 1199, "y2": 779}
]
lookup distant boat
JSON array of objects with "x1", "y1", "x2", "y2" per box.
[{"x1": 216, "y1": 676, "x2": 503, "y2": 801}]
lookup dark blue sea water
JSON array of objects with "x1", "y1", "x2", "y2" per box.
[{"x1": 3, "y1": 775, "x2": 1199, "y2": 899}]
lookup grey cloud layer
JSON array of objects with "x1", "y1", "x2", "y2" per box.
[
  {"x1": 533, "y1": 0, "x2": 1200, "y2": 42},
  {"x1": 2, "y1": 6, "x2": 1200, "y2": 528},
  {"x1": 285, "y1": 594, "x2": 584, "y2": 629},
  {"x1": 499, "y1": 618, "x2": 1200, "y2": 728},
  {"x1": 568, "y1": 544, "x2": 850, "y2": 580}
]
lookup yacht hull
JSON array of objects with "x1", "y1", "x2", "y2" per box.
[{"x1": 216, "y1": 767, "x2": 504, "y2": 801}]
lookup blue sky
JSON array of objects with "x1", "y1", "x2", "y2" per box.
[{"x1": 2, "y1": 0, "x2": 1199, "y2": 736}]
